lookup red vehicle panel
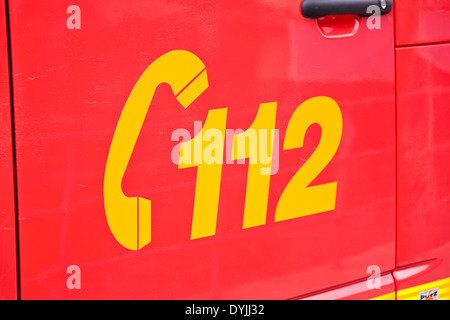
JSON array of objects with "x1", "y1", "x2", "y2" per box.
[
  {"x1": 394, "y1": 259, "x2": 450, "y2": 300},
  {"x1": 3, "y1": 0, "x2": 450, "y2": 301},
  {"x1": 395, "y1": 0, "x2": 450, "y2": 46},
  {"x1": 0, "y1": 0, "x2": 17, "y2": 300},
  {"x1": 396, "y1": 43, "x2": 450, "y2": 290},
  {"x1": 299, "y1": 273, "x2": 395, "y2": 300},
  {"x1": 8, "y1": 0, "x2": 396, "y2": 299}
]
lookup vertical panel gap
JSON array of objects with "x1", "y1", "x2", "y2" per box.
[{"x1": 4, "y1": 0, "x2": 21, "y2": 300}]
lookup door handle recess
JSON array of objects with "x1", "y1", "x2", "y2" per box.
[{"x1": 301, "y1": 0, "x2": 393, "y2": 19}]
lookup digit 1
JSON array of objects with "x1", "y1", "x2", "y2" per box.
[
  {"x1": 178, "y1": 108, "x2": 227, "y2": 240},
  {"x1": 232, "y1": 102, "x2": 277, "y2": 229}
]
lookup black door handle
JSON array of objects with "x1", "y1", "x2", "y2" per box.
[{"x1": 301, "y1": 0, "x2": 393, "y2": 19}]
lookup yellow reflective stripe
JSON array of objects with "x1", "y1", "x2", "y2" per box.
[
  {"x1": 439, "y1": 287, "x2": 450, "y2": 300},
  {"x1": 371, "y1": 292, "x2": 396, "y2": 300},
  {"x1": 397, "y1": 277, "x2": 450, "y2": 300}
]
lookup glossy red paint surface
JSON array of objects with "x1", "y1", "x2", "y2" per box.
[
  {"x1": 393, "y1": 259, "x2": 444, "y2": 296},
  {"x1": 9, "y1": 0, "x2": 396, "y2": 299},
  {"x1": 0, "y1": 1, "x2": 17, "y2": 300},
  {"x1": 396, "y1": 44, "x2": 450, "y2": 283},
  {"x1": 395, "y1": 0, "x2": 450, "y2": 46},
  {"x1": 299, "y1": 273, "x2": 395, "y2": 300}
]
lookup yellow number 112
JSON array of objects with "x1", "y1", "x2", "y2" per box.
[{"x1": 178, "y1": 96, "x2": 342, "y2": 239}]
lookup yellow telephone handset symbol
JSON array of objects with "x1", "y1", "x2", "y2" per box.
[{"x1": 104, "y1": 50, "x2": 209, "y2": 250}]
